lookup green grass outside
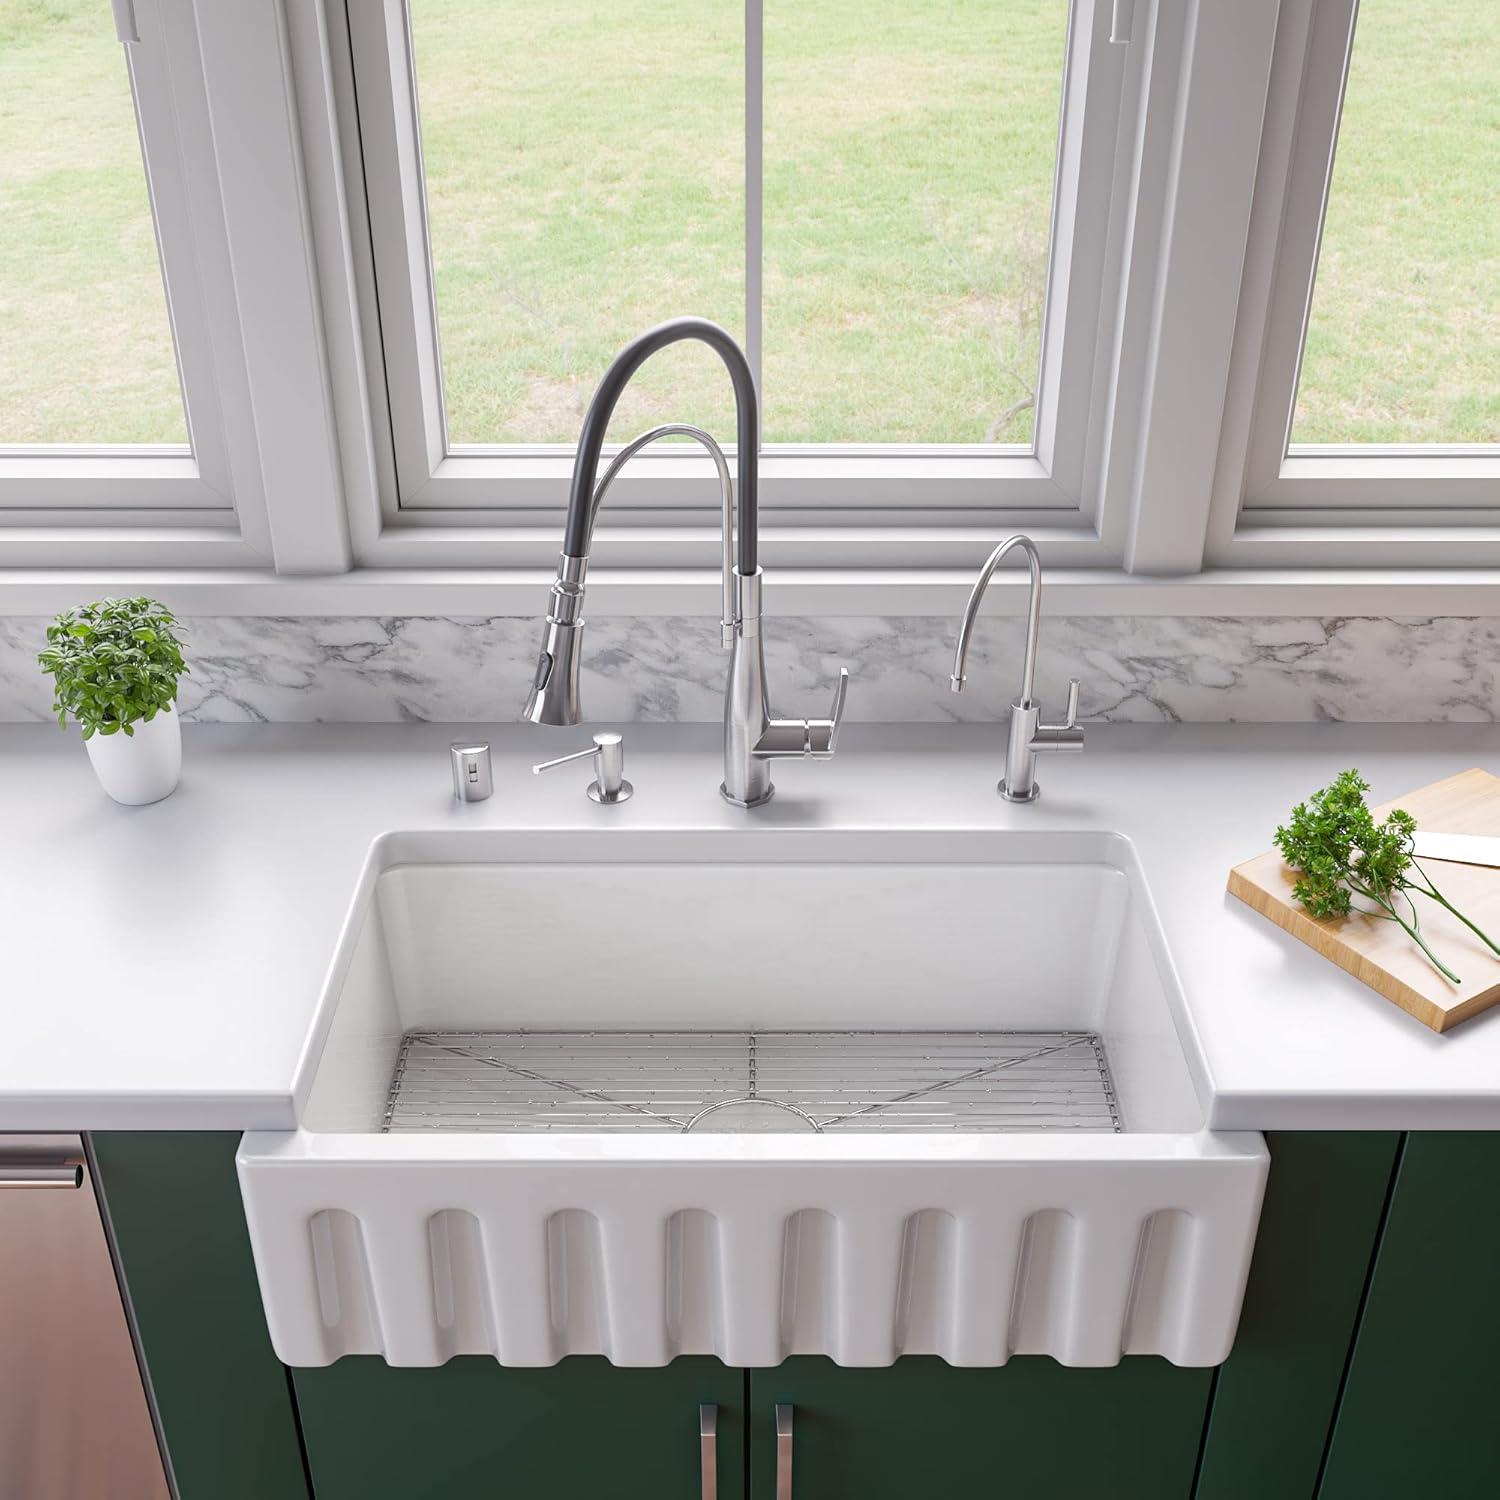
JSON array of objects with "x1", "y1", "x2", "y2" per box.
[
  {"x1": 1293, "y1": 0, "x2": 1499, "y2": 444},
  {"x1": 0, "y1": 0, "x2": 187, "y2": 444},
  {"x1": 411, "y1": 0, "x2": 1062, "y2": 444},
  {"x1": 1, "y1": 0, "x2": 1494, "y2": 447}
]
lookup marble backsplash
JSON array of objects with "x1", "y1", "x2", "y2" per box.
[{"x1": 1, "y1": 614, "x2": 1495, "y2": 724}]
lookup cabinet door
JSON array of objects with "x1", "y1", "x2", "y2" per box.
[
  {"x1": 748, "y1": 1356, "x2": 1211, "y2": 1500},
  {"x1": 90, "y1": 1132, "x2": 311, "y2": 1500},
  {"x1": 1194, "y1": 1131, "x2": 1401, "y2": 1500},
  {"x1": 294, "y1": 1355, "x2": 744, "y2": 1500},
  {"x1": 1319, "y1": 1132, "x2": 1500, "y2": 1499}
]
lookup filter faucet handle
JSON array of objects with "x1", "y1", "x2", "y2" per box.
[
  {"x1": 1032, "y1": 680, "x2": 1085, "y2": 757},
  {"x1": 1049, "y1": 679, "x2": 1081, "y2": 732}
]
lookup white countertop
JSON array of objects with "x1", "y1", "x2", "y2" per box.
[{"x1": 4, "y1": 721, "x2": 1500, "y2": 1133}]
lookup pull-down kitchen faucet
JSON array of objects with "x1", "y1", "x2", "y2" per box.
[
  {"x1": 522, "y1": 317, "x2": 848, "y2": 806},
  {"x1": 950, "y1": 534, "x2": 1083, "y2": 802}
]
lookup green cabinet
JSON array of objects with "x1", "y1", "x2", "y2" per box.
[
  {"x1": 291, "y1": 1354, "x2": 1212, "y2": 1500},
  {"x1": 294, "y1": 1357, "x2": 743, "y2": 1500},
  {"x1": 1319, "y1": 1133, "x2": 1500, "y2": 1498},
  {"x1": 92, "y1": 1129, "x2": 1492, "y2": 1500},
  {"x1": 1195, "y1": 1132, "x2": 1400, "y2": 1500},
  {"x1": 745, "y1": 1134, "x2": 1400, "y2": 1500},
  {"x1": 90, "y1": 1132, "x2": 311, "y2": 1500},
  {"x1": 748, "y1": 1356, "x2": 1211, "y2": 1499}
]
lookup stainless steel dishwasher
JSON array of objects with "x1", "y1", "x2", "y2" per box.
[{"x1": 0, "y1": 1136, "x2": 171, "y2": 1500}]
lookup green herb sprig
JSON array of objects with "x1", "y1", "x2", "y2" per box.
[
  {"x1": 1275, "y1": 769, "x2": 1500, "y2": 986},
  {"x1": 38, "y1": 597, "x2": 187, "y2": 740}
]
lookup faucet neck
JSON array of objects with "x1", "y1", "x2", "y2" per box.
[
  {"x1": 950, "y1": 534, "x2": 1043, "y2": 706},
  {"x1": 561, "y1": 317, "x2": 759, "y2": 573}
]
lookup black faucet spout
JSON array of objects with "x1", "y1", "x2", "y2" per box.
[{"x1": 561, "y1": 317, "x2": 759, "y2": 573}]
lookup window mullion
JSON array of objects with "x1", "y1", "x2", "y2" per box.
[
  {"x1": 189, "y1": 0, "x2": 352, "y2": 574},
  {"x1": 1116, "y1": 0, "x2": 1278, "y2": 574}
]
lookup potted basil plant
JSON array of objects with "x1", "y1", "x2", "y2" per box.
[{"x1": 38, "y1": 597, "x2": 188, "y2": 805}]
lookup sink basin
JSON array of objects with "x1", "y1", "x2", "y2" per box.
[{"x1": 239, "y1": 828, "x2": 1265, "y2": 1369}]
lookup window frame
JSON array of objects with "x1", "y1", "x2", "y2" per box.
[
  {"x1": 0, "y1": 0, "x2": 261, "y2": 561},
  {"x1": 1206, "y1": 0, "x2": 1500, "y2": 568},
  {"x1": 0, "y1": 0, "x2": 357, "y2": 575},
  {"x1": 7, "y1": 0, "x2": 1493, "y2": 599},
  {"x1": 334, "y1": 0, "x2": 1142, "y2": 569}
]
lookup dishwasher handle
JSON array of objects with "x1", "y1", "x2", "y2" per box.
[{"x1": 0, "y1": 1147, "x2": 83, "y2": 1188}]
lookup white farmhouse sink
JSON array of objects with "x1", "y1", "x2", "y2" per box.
[{"x1": 239, "y1": 829, "x2": 1265, "y2": 1369}]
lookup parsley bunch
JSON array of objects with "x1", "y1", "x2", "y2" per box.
[{"x1": 1275, "y1": 769, "x2": 1500, "y2": 986}]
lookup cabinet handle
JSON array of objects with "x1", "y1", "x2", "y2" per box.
[
  {"x1": 699, "y1": 1404, "x2": 717, "y2": 1500},
  {"x1": 775, "y1": 1404, "x2": 794, "y2": 1500},
  {"x1": 0, "y1": 1150, "x2": 82, "y2": 1188}
]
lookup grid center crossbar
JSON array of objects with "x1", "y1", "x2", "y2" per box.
[{"x1": 381, "y1": 1029, "x2": 1123, "y2": 1134}]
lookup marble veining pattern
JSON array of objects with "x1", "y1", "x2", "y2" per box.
[{"x1": 1, "y1": 615, "x2": 1496, "y2": 724}]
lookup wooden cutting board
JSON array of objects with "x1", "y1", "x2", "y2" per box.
[{"x1": 1228, "y1": 768, "x2": 1500, "y2": 1032}]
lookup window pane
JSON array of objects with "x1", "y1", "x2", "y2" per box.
[
  {"x1": 0, "y1": 0, "x2": 186, "y2": 444},
  {"x1": 762, "y1": 0, "x2": 1067, "y2": 444},
  {"x1": 410, "y1": 0, "x2": 743, "y2": 445},
  {"x1": 1291, "y1": 1, "x2": 1500, "y2": 445}
]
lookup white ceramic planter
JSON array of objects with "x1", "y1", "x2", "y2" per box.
[{"x1": 84, "y1": 704, "x2": 182, "y2": 806}]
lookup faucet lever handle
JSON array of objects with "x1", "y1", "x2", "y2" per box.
[
  {"x1": 1035, "y1": 679, "x2": 1085, "y2": 755},
  {"x1": 806, "y1": 667, "x2": 850, "y2": 759},
  {"x1": 828, "y1": 666, "x2": 849, "y2": 745}
]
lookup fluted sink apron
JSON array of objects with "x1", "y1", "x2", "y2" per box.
[{"x1": 238, "y1": 828, "x2": 1266, "y2": 1369}]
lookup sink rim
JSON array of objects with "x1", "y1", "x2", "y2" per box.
[
  {"x1": 284, "y1": 824, "x2": 1221, "y2": 1149},
  {"x1": 241, "y1": 1123, "x2": 1265, "y2": 1163}
]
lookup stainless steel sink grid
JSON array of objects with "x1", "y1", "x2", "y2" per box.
[{"x1": 381, "y1": 1029, "x2": 1123, "y2": 1134}]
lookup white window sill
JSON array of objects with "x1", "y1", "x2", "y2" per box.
[{"x1": 5, "y1": 566, "x2": 1500, "y2": 616}]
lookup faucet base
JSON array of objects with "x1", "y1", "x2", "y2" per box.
[
  {"x1": 588, "y1": 778, "x2": 634, "y2": 805},
  {"x1": 999, "y1": 779, "x2": 1041, "y2": 803},
  {"x1": 720, "y1": 782, "x2": 775, "y2": 809}
]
